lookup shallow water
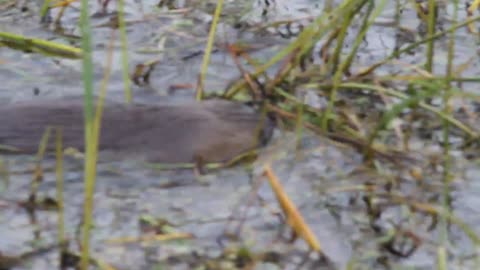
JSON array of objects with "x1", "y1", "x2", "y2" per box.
[{"x1": 1, "y1": 0, "x2": 480, "y2": 269}]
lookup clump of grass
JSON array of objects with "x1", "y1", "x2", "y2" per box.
[{"x1": 221, "y1": 0, "x2": 480, "y2": 267}]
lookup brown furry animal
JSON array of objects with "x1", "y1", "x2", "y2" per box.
[{"x1": 0, "y1": 99, "x2": 272, "y2": 163}]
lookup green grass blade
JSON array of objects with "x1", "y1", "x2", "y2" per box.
[
  {"x1": 196, "y1": 0, "x2": 224, "y2": 100},
  {"x1": 79, "y1": 0, "x2": 97, "y2": 268}
]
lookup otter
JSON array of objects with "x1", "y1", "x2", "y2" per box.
[{"x1": 0, "y1": 99, "x2": 273, "y2": 163}]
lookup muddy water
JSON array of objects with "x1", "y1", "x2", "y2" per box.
[{"x1": 1, "y1": 0, "x2": 480, "y2": 269}]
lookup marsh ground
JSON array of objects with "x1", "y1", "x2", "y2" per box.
[{"x1": 1, "y1": 0, "x2": 480, "y2": 269}]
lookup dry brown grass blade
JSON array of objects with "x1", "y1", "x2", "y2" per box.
[{"x1": 263, "y1": 164, "x2": 321, "y2": 252}]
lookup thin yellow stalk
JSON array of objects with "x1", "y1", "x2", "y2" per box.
[
  {"x1": 79, "y1": 0, "x2": 96, "y2": 267},
  {"x1": 39, "y1": 0, "x2": 52, "y2": 19},
  {"x1": 31, "y1": 127, "x2": 52, "y2": 196},
  {"x1": 117, "y1": 0, "x2": 132, "y2": 103},
  {"x1": 0, "y1": 31, "x2": 82, "y2": 59},
  {"x1": 425, "y1": 0, "x2": 436, "y2": 72},
  {"x1": 55, "y1": 127, "x2": 65, "y2": 248},
  {"x1": 196, "y1": 0, "x2": 224, "y2": 100}
]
